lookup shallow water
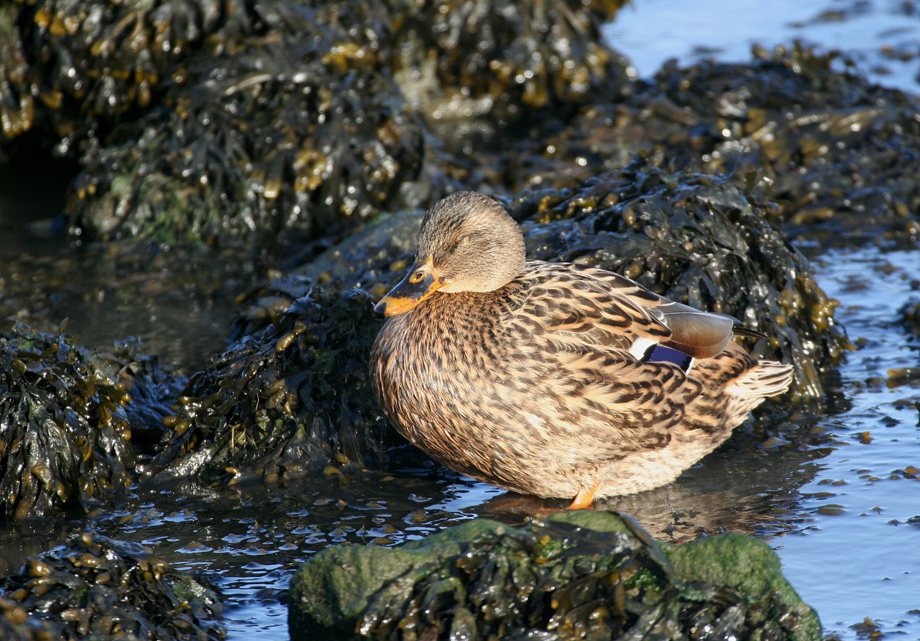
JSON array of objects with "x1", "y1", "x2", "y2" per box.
[
  {"x1": 773, "y1": 246, "x2": 920, "y2": 638},
  {"x1": 605, "y1": 0, "x2": 920, "y2": 94}
]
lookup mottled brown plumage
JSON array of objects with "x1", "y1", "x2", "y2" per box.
[{"x1": 370, "y1": 191, "x2": 793, "y2": 507}]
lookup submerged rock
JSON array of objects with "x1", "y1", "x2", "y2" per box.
[
  {"x1": 149, "y1": 284, "x2": 387, "y2": 484},
  {"x1": 0, "y1": 532, "x2": 224, "y2": 641},
  {"x1": 289, "y1": 510, "x2": 820, "y2": 641},
  {"x1": 0, "y1": 324, "x2": 136, "y2": 519}
]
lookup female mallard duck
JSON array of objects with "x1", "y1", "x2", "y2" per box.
[{"x1": 370, "y1": 191, "x2": 793, "y2": 508}]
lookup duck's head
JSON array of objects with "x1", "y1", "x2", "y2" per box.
[{"x1": 375, "y1": 191, "x2": 526, "y2": 317}]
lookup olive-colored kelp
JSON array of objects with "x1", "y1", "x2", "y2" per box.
[
  {"x1": 150, "y1": 284, "x2": 387, "y2": 484},
  {"x1": 0, "y1": 324, "x2": 136, "y2": 519},
  {"x1": 1, "y1": 0, "x2": 630, "y2": 245},
  {"x1": 289, "y1": 511, "x2": 820, "y2": 641},
  {"x1": 508, "y1": 161, "x2": 850, "y2": 398},
  {"x1": 501, "y1": 45, "x2": 920, "y2": 240},
  {"x1": 0, "y1": 532, "x2": 224, "y2": 641}
]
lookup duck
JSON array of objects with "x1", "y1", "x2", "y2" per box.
[{"x1": 370, "y1": 191, "x2": 793, "y2": 509}]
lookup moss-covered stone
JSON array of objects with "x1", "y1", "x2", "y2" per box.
[{"x1": 289, "y1": 511, "x2": 820, "y2": 641}]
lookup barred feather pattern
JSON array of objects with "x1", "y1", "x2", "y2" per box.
[{"x1": 371, "y1": 261, "x2": 793, "y2": 499}]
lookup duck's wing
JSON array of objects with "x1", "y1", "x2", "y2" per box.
[
  {"x1": 499, "y1": 263, "x2": 704, "y2": 454},
  {"x1": 572, "y1": 264, "x2": 741, "y2": 359},
  {"x1": 509, "y1": 262, "x2": 739, "y2": 361}
]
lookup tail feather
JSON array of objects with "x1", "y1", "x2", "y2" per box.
[{"x1": 729, "y1": 360, "x2": 794, "y2": 398}]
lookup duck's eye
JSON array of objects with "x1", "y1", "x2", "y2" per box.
[{"x1": 409, "y1": 269, "x2": 426, "y2": 283}]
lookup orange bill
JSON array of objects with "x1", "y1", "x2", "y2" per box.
[{"x1": 374, "y1": 257, "x2": 443, "y2": 317}]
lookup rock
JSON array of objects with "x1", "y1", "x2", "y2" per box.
[
  {"x1": 289, "y1": 510, "x2": 821, "y2": 641},
  {"x1": 500, "y1": 45, "x2": 920, "y2": 242},
  {"x1": 0, "y1": 532, "x2": 224, "y2": 641},
  {"x1": 148, "y1": 284, "x2": 387, "y2": 484}
]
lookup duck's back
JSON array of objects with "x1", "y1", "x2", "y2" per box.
[{"x1": 370, "y1": 261, "x2": 792, "y2": 499}]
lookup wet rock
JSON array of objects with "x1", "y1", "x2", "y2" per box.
[
  {"x1": 900, "y1": 298, "x2": 920, "y2": 338},
  {"x1": 0, "y1": 531, "x2": 224, "y2": 640},
  {"x1": 503, "y1": 44, "x2": 920, "y2": 242},
  {"x1": 0, "y1": 323, "x2": 136, "y2": 519},
  {"x1": 385, "y1": 0, "x2": 631, "y2": 147},
  {"x1": 2, "y1": 0, "x2": 633, "y2": 246},
  {"x1": 148, "y1": 284, "x2": 387, "y2": 484},
  {"x1": 3, "y1": 0, "x2": 424, "y2": 245},
  {"x1": 289, "y1": 510, "x2": 820, "y2": 641},
  {"x1": 291, "y1": 163, "x2": 850, "y2": 398},
  {"x1": 66, "y1": 1, "x2": 424, "y2": 244}
]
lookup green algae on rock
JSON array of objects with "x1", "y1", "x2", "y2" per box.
[
  {"x1": 0, "y1": 531, "x2": 224, "y2": 641},
  {"x1": 289, "y1": 510, "x2": 820, "y2": 641},
  {"x1": 0, "y1": 323, "x2": 137, "y2": 520},
  {"x1": 150, "y1": 283, "x2": 387, "y2": 484}
]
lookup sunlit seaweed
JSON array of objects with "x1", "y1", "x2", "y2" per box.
[
  {"x1": 150, "y1": 282, "x2": 387, "y2": 483},
  {"x1": 499, "y1": 44, "x2": 920, "y2": 241},
  {"x1": 0, "y1": 323, "x2": 136, "y2": 520},
  {"x1": 0, "y1": 531, "x2": 224, "y2": 641}
]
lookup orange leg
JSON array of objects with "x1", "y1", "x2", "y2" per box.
[{"x1": 567, "y1": 480, "x2": 601, "y2": 510}]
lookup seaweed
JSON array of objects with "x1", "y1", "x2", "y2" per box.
[
  {"x1": 0, "y1": 531, "x2": 224, "y2": 641},
  {"x1": 149, "y1": 283, "x2": 388, "y2": 483}
]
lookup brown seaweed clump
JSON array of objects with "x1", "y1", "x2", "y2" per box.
[
  {"x1": 0, "y1": 532, "x2": 224, "y2": 641},
  {"x1": 505, "y1": 44, "x2": 920, "y2": 242},
  {"x1": 385, "y1": 0, "x2": 631, "y2": 145},
  {"x1": 66, "y1": 1, "x2": 424, "y2": 244},
  {"x1": 147, "y1": 283, "x2": 387, "y2": 484},
  {"x1": 3, "y1": 0, "x2": 424, "y2": 244},
  {"x1": 0, "y1": 324, "x2": 136, "y2": 520}
]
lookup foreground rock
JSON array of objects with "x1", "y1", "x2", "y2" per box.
[
  {"x1": 0, "y1": 532, "x2": 224, "y2": 641},
  {"x1": 289, "y1": 510, "x2": 820, "y2": 641}
]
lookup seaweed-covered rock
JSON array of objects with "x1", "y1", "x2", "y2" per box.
[
  {"x1": 504, "y1": 45, "x2": 920, "y2": 241},
  {"x1": 0, "y1": 323, "x2": 136, "y2": 519},
  {"x1": 3, "y1": 0, "x2": 424, "y2": 244},
  {"x1": 66, "y1": 1, "x2": 424, "y2": 244},
  {"x1": 148, "y1": 283, "x2": 386, "y2": 483},
  {"x1": 508, "y1": 162, "x2": 850, "y2": 397},
  {"x1": 289, "y1": 510, "x2": 821, "y2": 641},
  {"x1": 0, "y1": 531, "x2": 224, "y2": 641},
  {"x1": 386, "y1": 0, "x2": 631, "y2": 145}
]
